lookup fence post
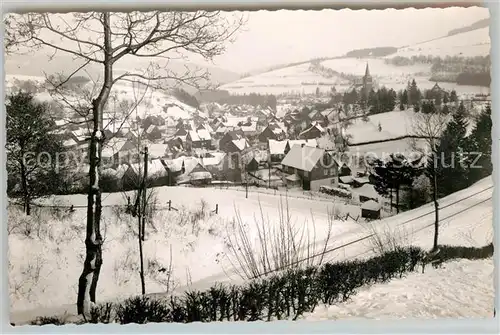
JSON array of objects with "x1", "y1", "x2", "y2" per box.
[
  {"x1": 215, "y1": 204, "x2": 218, "y2": 214},
  {"x1": 168, "y1": 200, "x2": 172, "y2": 211}
]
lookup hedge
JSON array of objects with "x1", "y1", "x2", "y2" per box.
[{"x1": 27, "y1": 243, "x2": 493, "y2": 325}]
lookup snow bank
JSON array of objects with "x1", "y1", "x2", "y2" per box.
[{"x1": 302, "y1": 258, "x2": 494, "y2": 320}]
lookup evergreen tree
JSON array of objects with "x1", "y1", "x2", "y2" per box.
[
  {"x1": 421, "y1": 100, "x2": 436, "y2": 114},
  {"x1": 441, "y1": 104, "x2": 450, "y2": 114},
  {"x1": 401, "y1": 88, "x2": 409, "y2": 105},
  {"x1": 408, "y1": 79, "x2": 421, "y2": 105},
  {"x1": 399, "y1": 100, "x2": 405, "y2": 111},
  {"x1": 443, "y1": 92, "x2": 449, "y2": 104},
  {"x1": 468, "y1": 104, "x2": 492, "y2": 181},
  {"x1": 435, "y1": 93, "x2": 442, "y2": 106},
  {"x1": 433, "y1": 101, "x2": 471, "y2": 196},
  {"x1": 6, "y1": 92, "x2": 65, "y2": 215},
  {"x1": 450, "y1": 90, "x2": 458, "y2": 103},
  {"x1": 370, "y1": 153, "x2": 423, "y2": 213}
]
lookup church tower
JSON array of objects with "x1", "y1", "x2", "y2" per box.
[{"x1": 362, "y1": 63, "x2": 373, "y2": 100}]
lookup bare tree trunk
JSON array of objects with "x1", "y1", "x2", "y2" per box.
[
  {"x1": 138, "y1": 211, "x2": 146, "y2": 295},
  {"x1": 432, "y1": 169, "x2": 439, "y2": 251},
  {"x1": 389, "y1": 188, "x2": 393, "y2": 212},
  {"x1": 20, "y1": 158, "x2": 30, "y2": 216},
  {"x1": 77, "y1": 12, "x2": 112, "y2": 316},
  {"x1": 396, "y1": 185, "x2": 400, "y2": 214}
]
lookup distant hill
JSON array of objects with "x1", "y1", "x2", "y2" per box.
[
  {"x1": 4, "y1": 53, "x2": 240, "y2": 94},
  {"x1": 447, "y1": 17, "x2": 489, "y2": 37}
]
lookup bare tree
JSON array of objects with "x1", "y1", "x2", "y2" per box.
[
  {"x1": 411, "y1": 112, "x2": 449, "y2": 251},
  {"x1": 6, "y1": 11, "x2": 244, "y2": 316}
]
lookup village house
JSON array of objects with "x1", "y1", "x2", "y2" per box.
[
  {"x1": 298, "y1": 122, "x2": 325, "y2": 140},
  {"x1": 281, "y1": 144, "x2": 339, "y2": 191},
  {"x1": 163, "y1": 156, "x2": 212, "y2": 186},
  {"x1": 268, "y1": 139, "x2": 319, "y2": 163},
  {"x1": 218, "y1": 129, "x2": 247, "y2": 152},
  {"x1": 224, "y1": 138, "x2": 251, "y2": 154},
  {"x1": 200, "y1": 151, "x2": 242, "y2": 182},
  {"x1": 361, "y1": 200, "x2": 381, "y2": 220},
  {"x1": 308, "y1": 109, "x2": 329, "y2": 127},
  {"x1": 121, "y1": 158, "x2": 170, "y2": 191},
  {"x1": 258, "y1": 123, "x2": 287, "y2": 148},
  {"x1": 145, "y1": 124, "x2": 163, "y2": 142},
  {"x1": 101, "y1": 137, "x2": 128, "y2": 168},
  {"x1": 185, "y1": 129, "x2": 212, "y2": 151},
  {"x1": 164, "y1": 136, "x2": 185, "y2": 155}
]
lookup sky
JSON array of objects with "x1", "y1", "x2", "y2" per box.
[
  {"x1": 209, "y1": 6, "x2": 490, "y2": 73},
  {"x1": 5, "y1": 6, "x2": 490, "y2": 77}
]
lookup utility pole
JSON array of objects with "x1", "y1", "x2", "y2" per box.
[{"x1": 268, "y1": 152, "x2": 271, "y2": 189}]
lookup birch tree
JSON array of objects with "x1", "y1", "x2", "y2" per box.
[
  {"x1": 6, "y1": 11, "x2": 244, "y2": 316},
  {"x1": 411, "y1": 112, "x2": 449, "y2": 251}
]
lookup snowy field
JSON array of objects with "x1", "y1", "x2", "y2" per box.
[
  {"x1": 322, "y1": 58, "x2": 431, "y2": 90},
  {"x1": 388, "y1": 27, "x2": 491, "y2": 59},
  {"x1": 302, "y1": 258, "x2": 494, "y2": 320},
  {"x1": 5, "y1": 75, "x2": 196, "y2": 121},
  {"x1": 219, "y1": 62, "x2": 350, "y2": 95},
  {"x1": 9, "y1": 175, "x2": 493, "y2": 324},
  {"x1": 9, "y1": 185, "x2": 360, "y2": 314}
]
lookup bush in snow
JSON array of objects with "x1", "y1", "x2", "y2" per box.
[
  {"x1": 116, "y1": 296, "x2": 172, "y2": 324},
  {"x1": 221, "y1": 197, "x2": 335, "y2": 280},
  {"x1": 361, "y1": 221, "x2": 415, "y2": 256},
  {"x1": 319, "y1": 186, "x2": 352, "y2": 199},
  {"x1": 30, "y1": 242, "x2": 494, "y2": 325},
  {"x1": 423, "y1": 243, "x2": 494, "y2": 271}
]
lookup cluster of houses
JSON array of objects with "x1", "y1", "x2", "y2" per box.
[{"x1": 49, "y1": 92, "x2": 388, "y2": 218}]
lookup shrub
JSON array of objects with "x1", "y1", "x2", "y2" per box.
[
  {"x1": 116, "y1": 296, "x2": 171, "y2": 324},
  {"x1": 319, "y1": 186, "x2": 352, "y2": 199},
  {"x1": 222, "y1": 197, "x2": 335, "y2": 280},
  {"x1": 433, "y1": 243, "x2": 494, "y2": 263},
  {"x1": 362, "y1": 221, "x2": 415, "y2": 256},
  {"x1": 29, "y1": 243, "x2": 493, "y2": 325},
  {"x1": 88, "y1": 302, "x2": 115, "y2": 324},
  {"x1": 30, "y1": 316, "x2": 66, "y2": 326}
]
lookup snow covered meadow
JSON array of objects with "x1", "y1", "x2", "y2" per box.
[
  {"x1": 302, "y1": 258, "x2": 494, "y2": 320},
  {"x1": 389, "y1": 27, "x2": 491, "y2": 59},
  {"x1": 219, "y1": 62, "x2": 350, "y2": 95},
  {"x1": 9, "y1": 175, "x2": 494, "y2": 324}
]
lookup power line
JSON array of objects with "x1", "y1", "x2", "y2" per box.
[
  {"x1": 343, "y1": 195, "x2": 492, "y2": 262},
  {"x1": 250, "y1": 185, "x2": 493, "y2": 278}
]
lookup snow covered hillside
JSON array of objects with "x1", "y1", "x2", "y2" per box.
[
  {"x1": 302, "y1": 258, "x2": 494, "y2": 320},
  {"x1": 219, "y1": 62, "x2": 349, "y2": 95},
  {"x1": 9, "y1": 185, "x2": 357, "y2": 314},
  {"x1": 5, "y1": 74, "x2": 197, "y2": 121},
  {"x1": 9, "y1": 175, "x2": 493, "y2": 324},
  {"x1": 322, "y1": 58, "x2": 431, "y2": 91},
  {"x1": 388, "y1": 27, "x2": 490, "y2": 59}
]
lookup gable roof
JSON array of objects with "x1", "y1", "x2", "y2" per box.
[
  {"x1": 197, "y1": 128, "x2": 212, "y2": 141},
  {"x1": 268, "y1": 139, "x2": 288, "y2": 155},
  {"x1": 232, "y1": 138, "x2": 250, "y2": 151},
  {"x1": 281, "y1": 144, "x2": 326, "y2": 172},
  {"x1": 200, "y1": 152, "x2": 226, "y2": 166},
  {"x1": 361, "y1": 199, "x2": 381, "y2": 211}
]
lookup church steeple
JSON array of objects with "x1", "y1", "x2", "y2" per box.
[{"x1": 365, "y1": 63, "x2": 371, "y2": 77}]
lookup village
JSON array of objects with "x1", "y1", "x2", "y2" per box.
[
  {"x1": 5, "y1": 8, "x2": 495, "y2": 326},
  {"x1": 36, "y1": 62, "x2": 490, "y2": 221}
]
